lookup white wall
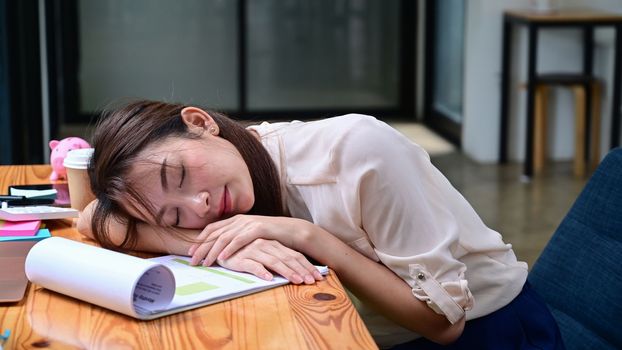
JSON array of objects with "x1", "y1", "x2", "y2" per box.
[{"x1": 462, "y1": 0, "x2": 621, "y2": 163}]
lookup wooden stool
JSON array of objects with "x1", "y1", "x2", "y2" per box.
[{"x1": 532, "y1": 75, "x2": 601, "y2": 177}]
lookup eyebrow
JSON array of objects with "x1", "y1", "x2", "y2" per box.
[{"x1": 160, "y1": 157, "x2": 168, "y2": 191}]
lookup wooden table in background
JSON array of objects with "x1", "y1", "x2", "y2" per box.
[
  {"x1": 0, "y1": 165, "x2": 377, "y2": 350},
  {"x1": 498, "y1": 8, "x2": 622, "y2": 177}
]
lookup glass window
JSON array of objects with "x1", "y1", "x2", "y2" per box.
[
  {"x1": 78, "y1": 0, "x2": 238, "y2": 112},
  {"x1": 247, "y1": 0, "x2": 400, "y2": 110},
  {"x1": 432, "y1": 0, "x2": 464, "y2": 123}
]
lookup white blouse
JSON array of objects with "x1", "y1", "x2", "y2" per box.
[{"x1": 248, "y1": 114, "x2": 528, "y2": 348}]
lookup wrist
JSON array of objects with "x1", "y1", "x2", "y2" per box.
[
  {"x1": 293, "y1": 219, "x2": 338, "y2": 266},
  {"x1": 291, "y1": 218, "x2": 314, "y2": 253}
]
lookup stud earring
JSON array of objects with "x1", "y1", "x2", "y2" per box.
[{"x1": 208, "y1": 125, "x2": 218, "y2": 135}]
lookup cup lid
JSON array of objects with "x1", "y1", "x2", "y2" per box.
[{"x1": 63, "y1": 148, "x2": 94, "y2": 169}]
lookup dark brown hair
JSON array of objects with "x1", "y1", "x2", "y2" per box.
[{"x1": 88, "y1": 100, "x2": 283, "y2": 250}]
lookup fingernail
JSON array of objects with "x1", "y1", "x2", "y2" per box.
[
  {"x1": 263, "y1": 273, "x2": 273, "y2": 280},
  {"x1": 313, "y1": 271, "x2": 324, "y2": 280},
  {"x1": 304, "y1": 275, "x2": 315, "y2": 284},
  {"x1": 292, "y1": 274, "x2": 304, "y2": 284}
]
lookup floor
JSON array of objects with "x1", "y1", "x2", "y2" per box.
[{"x1": 429, "y1": 151, "x2": 587, "y2": 269}]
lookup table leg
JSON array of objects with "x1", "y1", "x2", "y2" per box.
[
  {"x1": 524, "y1": 24, "x2": 538, "y2": 178},
  {"x1": 534, "y1": 84, "x2": 549, "y2": 175},
  {"x1": 572, "y1": 85, "x2": 587, "y2": 177},
  {"x1": 590, "y1": 81, "x2": 602, "y2": 170},
  {"x1": 611, "y1": 24, "x2": 622, "y2": 148},
  {"x1": 499, "y1": 17, "x2": 512, "y2": 163},
  {"x1": 583, "y1": 26, "x2": 594, "y2": 162}
]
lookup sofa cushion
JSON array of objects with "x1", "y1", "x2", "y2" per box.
[{"x1": 529, "y1": 148, "x2": 622, "y2": 350}]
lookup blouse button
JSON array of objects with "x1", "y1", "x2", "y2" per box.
[{"x1": 417, "y1": 273, "x2": 425, "y2": 281}]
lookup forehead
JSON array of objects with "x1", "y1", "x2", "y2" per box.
[
  {"x1": 139, "y1": 137, "x2": 191, "y2": 158},
  {"x1": 131, "y1": 134, "x2": 202, "y2": 173},
  {"x1": 133, "y1": 137, "x2": 205, "y2": 170}
]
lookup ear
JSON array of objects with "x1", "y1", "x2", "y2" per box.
[
  {"x1": 49, "y1": 140, "x2": 59, "y2": 150},
  {"x1": 180, "y1": 107, "x2": 215, "y2": 132}
]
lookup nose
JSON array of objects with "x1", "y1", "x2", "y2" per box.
[{"x1": 189, "y1": 191, "x2": 210, "y2": 218}]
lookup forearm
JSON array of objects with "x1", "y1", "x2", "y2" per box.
[
  {"x1": 298, "y1": 224, "x2": 464, "y2": 345},
  {"x1": 133, "y1": 223, "x2": 199, "y2": 255},
  {"x1": 77, "y1": 200, "x2": 199, "y2": 255}
]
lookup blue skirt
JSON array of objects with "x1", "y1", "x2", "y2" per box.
[{"x1": 390, "y1": 282, "x2": 565, "y2": 350}]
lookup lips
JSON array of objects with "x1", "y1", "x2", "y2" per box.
[{"x1": 218, "y1": 186, "x2": 230, "y2": 219}]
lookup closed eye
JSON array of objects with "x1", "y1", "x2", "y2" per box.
[
  {"x1": 179, "y1": 164, "x2": 185, "y2": 188},
  {"x1": 174, "y1": 207, "x2": 180, "y2": 227}
]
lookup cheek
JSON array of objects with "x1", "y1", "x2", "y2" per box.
[
  {"x1": 181, "y1": 217, "x2": 209, "y2": 230},
  {"x1": 238, "y1": 182, "x2": 255, "y2": 213},
  {"x1": 123, "y1": 200, "x2": 153, "y2": 224},
  {"x1": 239, "y1": 194, "x2": 254, "y2": 213},
  {"x1": 125, "y1": 187, "x2": 165, "y2": 224}
]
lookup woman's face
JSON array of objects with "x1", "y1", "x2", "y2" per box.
[{"x1": 125, "y1": 131, "x2": 255, "y2": 229}]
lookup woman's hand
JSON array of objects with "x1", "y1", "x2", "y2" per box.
[
  {"x1": 188, "y1": 215, "x2": 323, "y2": 282},
  {"x1": 189, "y1": 215, "x2": 305, "y2": 265},
  {"x1": 215, "y1": 238, "x2": 321, "y2": 284}
]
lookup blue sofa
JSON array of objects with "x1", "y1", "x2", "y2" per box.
[{"x1": 529, "y1": 148, "x2": 622, "y2": 350}]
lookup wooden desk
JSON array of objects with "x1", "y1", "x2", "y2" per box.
[
  {"x1": 0, "y1": 165, "x2": 377, "y2": 350},
  {"x1": 498, "y1": 8, "x2": 622, "y2": 177}
]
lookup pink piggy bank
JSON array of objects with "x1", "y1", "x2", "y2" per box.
[{"x1": 49, "y1": 137, "x2": 91, "y2": 180}]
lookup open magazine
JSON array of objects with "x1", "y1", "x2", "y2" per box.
[{"x1": 25, "y1": 237, "x2": 328, "y2": 320}]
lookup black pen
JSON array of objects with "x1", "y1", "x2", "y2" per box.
[
  {"x1": 0, "y1": 195, "x2": 26, "y2": 201},
  {"x1": 0, "y1": 195, "x2": 55, "y2": 206}
]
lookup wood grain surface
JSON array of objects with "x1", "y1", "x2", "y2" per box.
[{"x1": 0, "y1": 165, "x2": 378, "y2": 349}]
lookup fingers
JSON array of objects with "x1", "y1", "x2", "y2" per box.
[
  {"x1": 188, "y1": 216, "x2": 249, "y2": 266},
  {"x1": 187, "y1": 216, "x2": 238, "y2": 259},
  {"x1": 220, "y1": 257, "x2": 274, "y2": 281},
  {"x1": 189, "y1": 241, "x2": 212, "y2": 266},
  {"x1": 219, "y1": 239, "x2": 322, "y2": 284},
  {"x1": 214, "y1": 231, "x2": 256, "y2": 262},
  {"x1": 187, "y1": 216, "x2": 323, "y2": 285},
  {"x1": 201, "y1": 225, "x2": 248, "y2": 267},
  {"x1": 188, "y1": 223, "x2": 236, "y2": 266},
  {"x1": 192, "y1": 220, "x2": 259, "y2": 267},
  {"x1": 260, "y1": 241, "x2": 323, "y2": 284}
]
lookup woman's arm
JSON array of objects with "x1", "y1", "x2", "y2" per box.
[
  {"x1": 189, "y1": 215, "x2": 464, "y2": 345},
  {"x1": 77, "y1": 199, "x2": 200, "y2": 255},
  {"x1": 77, "y1": 200, "x2": 321, "y2": 284},
  {"x1": 301, "y1": 222, "x2": 465, "y2": 345}
]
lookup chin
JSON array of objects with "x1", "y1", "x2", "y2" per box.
[{"x1": 239, "y1": 196, "x2": 255, "y2": 214}]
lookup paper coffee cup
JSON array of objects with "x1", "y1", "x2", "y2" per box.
[{"x1": 63, "y1": 148, "x2": 95, "y2": 211}]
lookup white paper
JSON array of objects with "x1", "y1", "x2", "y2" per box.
[
  {"x1": 146, "y1": 256, "x2": 288, "y2": 315},
  {"x1": 25, "y1": 237, "x2": 175, "y2": 318},
  {"x1": 10, "y1": 188, "x2": 57, "y2": 198},
  {"x1": 25, "y1": 237, "x2": 329, "y2": 320}
]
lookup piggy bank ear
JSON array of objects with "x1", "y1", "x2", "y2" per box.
[{"x1": 49, "y1": 140, "x2": 59, "y2": 150}]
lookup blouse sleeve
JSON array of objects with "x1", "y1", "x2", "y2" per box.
[{"x1": 338, "y1": 116, "x2": 474, "y2": 324}]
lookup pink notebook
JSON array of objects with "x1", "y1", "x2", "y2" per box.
[{"x1": 0, "y1": 220, "x2": 41, "y2": 237}]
